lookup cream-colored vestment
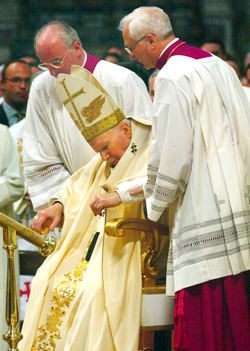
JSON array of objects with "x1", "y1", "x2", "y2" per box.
[{"x1": 20, "y1": 118, "x2": 152, "y2": 351}]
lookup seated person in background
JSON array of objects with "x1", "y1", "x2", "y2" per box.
[{"x1": 19, "y1": 66, "x2": 166, "y2": 351}]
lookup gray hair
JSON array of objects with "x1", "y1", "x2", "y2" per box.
[
  {"x1": 148, "y1": 69, "x2": 159, "y2": 87},
  {"x1": 112, "y1": 118, "x2": 131, "y2": 131},
  {"x1": 118, "y1": 6, "x2": 173, "y2": 41},
  {"x1": 34, "y1": 20, "x2": 81, "y2": 49}
]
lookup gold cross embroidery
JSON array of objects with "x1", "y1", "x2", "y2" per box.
[{"x1": 59, "y1": 78, "x2": 86, "y2": 120}]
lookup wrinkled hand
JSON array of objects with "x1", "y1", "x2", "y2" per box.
[
  {"x1": 31, "y1": 202, "x2": 64, "y2": 234},
  {"x1": 130, "y1": 186, "x2": 143, "y2": 196},
  {"x1": 90, "y1": 193, "x2": 122, "y2": 216}
]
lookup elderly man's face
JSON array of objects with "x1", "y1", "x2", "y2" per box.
[
  {"x1": 122, "y1": 23, "x2": 155, "y2": 70},
  {"x1": 36, "y1": 27, "x2": 81, "y2": 77},
  {"x1": 89, "y1": 121, "x2": 132, "y2": 167}
]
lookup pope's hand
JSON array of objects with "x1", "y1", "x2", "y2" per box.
[
  {"x1": 90, "y1": 193, "x2": 122, "y2": 216},
  {"x1": 31, "y1": 202, "x2": 64, "y2": 234}
]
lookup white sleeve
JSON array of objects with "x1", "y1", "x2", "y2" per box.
[
  {"x1": 23, "y1": 76, "x2": 71, "y2": 211},
  {"x1": 145, "y1": 75, "x2": 193, "y2": 221},
  {"x1": 116, "y1": 176, "x2": 147, "y2": 205},
  {"x1": 0, "y1": 130, "x2": 24, "y2": 208},
  {"x1": 49, "y1": 194, "x2": 63, "y2": 207}
]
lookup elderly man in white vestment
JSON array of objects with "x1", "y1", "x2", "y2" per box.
[
  {"x1": 18, "y1": 66, "x2": 161, "y2": 351},
  {"x1": 0, "y1": 124, "x2": 24, "y2": 351},
  {"x1": 23, "y1": 20, "x2": 153, "y2": 212},
  {"x1": 119, "y1": 6, "x2": 250, "y2": 351}
]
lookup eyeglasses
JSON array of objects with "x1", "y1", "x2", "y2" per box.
[
  {"x1": 5, "y1": 78, "x2": 31, "y2": 85},
  {"x1": 38, "y1": 48, "x2": 70, "y2": 71},
  {"x1": 125, "y1": 35, "x2": 147, "y2": 56}
]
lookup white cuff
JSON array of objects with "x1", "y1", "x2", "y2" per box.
[{"x1": 116, "y1": 177, "x2": 146, "y2": 205}]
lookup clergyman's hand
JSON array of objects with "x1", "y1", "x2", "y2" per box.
[
  {"x1": 90, "y1": 193, "x2": 122, "y2": 216},
  {"x1": 130, "y1": 186, "x2": 143, "y2": 196},
  {"x1": 31, "y1": 202, "x2": 64, "y2": 234}
]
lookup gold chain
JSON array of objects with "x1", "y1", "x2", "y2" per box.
[{"x1": 168, "y1": 41, "x2": 186, "y2": 61}]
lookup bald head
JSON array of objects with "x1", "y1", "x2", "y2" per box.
[{"x1": 35, "y1": 21, "x2": 85, "y2": 77}]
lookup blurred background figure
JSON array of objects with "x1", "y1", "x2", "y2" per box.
[
  {"x1": 0, "y1": 59, "x2": 32, "y2": 127},
  {"x1": 148, "y1": 69, "x2": 159, "y2": 102},
  {"x1": 0, "y1": 65, "x2": 4, "y2": 101},
  {"x1": 103, "y1": 52, "x2": 122, "y2": 64},
  {"x1": 17, "y1": 54, "x2": 40, "y2": 75},
  {"x1": 107, "y1": 46, "x2": 124, "y2": 59},
  {"x1": 118, "y1": 61, "x2": 151, "y2": 87},
  {"x1": 200, "y1": 38, "x2": 227, "y2": 60},
  {"x1": 225, "y1": 55, "x2": 241, "y2": 80}
]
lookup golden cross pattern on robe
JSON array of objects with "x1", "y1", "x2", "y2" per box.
[
  {"x1": 59, "y1": 78, "x2": 86, "y2": 120},
  {"x1": 131, "y1": 142, "x2": 137, "y2": 154},
  {"x1": 59, "y1": 284, "x2": 72, "y2": 299},
  {"x1": 214, "y1": 193, "x2": 225, "y2": 213}
]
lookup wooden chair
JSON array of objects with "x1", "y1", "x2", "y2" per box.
[{"x1": 105, "y1": 218, "x2": 175, "y2": 351}]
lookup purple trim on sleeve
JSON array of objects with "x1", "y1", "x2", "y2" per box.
[
  {"x1": 84, "y1": 52, "x2": 101, "y2": 73},
  {"x1": 156, "y1": 40, "x2": 212, "y2": 70}
]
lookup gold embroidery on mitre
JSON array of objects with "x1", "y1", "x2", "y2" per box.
[
  {"x1": 82, "y1": 108, "x2": 125, "y2": 142},
  {"x1": 31, "y1": 230, "x2": 99, "y2": 350},
  {"x1": 58, "y1": 74, "x2": 126, "y2": 142},
  {"x1": 81, "y1": 94, "x2": 105, "y2": 123}
]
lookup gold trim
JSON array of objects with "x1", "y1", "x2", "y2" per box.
[
  {"x1": 82, "y1": 108, "x2": 125, "y2": 142},
  {"x1": 32, "y1": 231, "x2": 97, "y2": 351},
  {"x1": 168, "y1": 41, "x2": 186, "y2": 61}
]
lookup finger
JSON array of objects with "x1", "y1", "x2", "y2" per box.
[{"x1": 130, "y1": 186, "x2": 143, "y2": 196}]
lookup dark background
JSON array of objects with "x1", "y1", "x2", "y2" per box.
[{"x1": 0, "y1": 0, "x2": 250, "y2": 73}]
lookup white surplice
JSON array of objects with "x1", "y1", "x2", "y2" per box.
[
  {"x1": 0, "y1": 124, "x2": 24, "y2": 351},
  {"x1": 23, "y1": 56, "x2": 153, "y2": 211},
  {"x1": 145, "y1": 50, "x2": 250, "y2": 294}
]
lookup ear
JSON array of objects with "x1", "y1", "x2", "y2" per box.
[
  {"x1": 72, "y1": 41, "x2": 82, "y2": 56},
  {"x1": 146, "y1": 33, "x2": 156, "y2": 49},
  {"x1": 120, "y1": 121, "x2": 132, "y2": 139},
  {"x1": 1, "y1": 80, "x2": 6, "y2": 91}
]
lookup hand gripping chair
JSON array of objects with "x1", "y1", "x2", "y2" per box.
[{"x1": 105, "y1": 217, "x2": 175, "y2": 351}]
